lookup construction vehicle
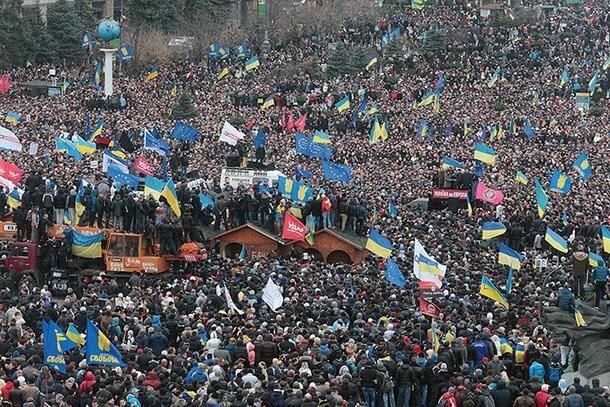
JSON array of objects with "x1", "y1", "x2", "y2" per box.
[{"x1": 5, "y1": 229, "x2": 208, "y2": 293}]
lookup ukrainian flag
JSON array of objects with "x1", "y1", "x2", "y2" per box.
[
  {"x1": 545, "y1": 227, "x2": 568, "y2": 253},
  {"x1": 601, "y1": 225, "x2": 610, "y2": 254},
  {"x1": 442, "y1": 157, "x2": 464, "y2": 169},
  {"x1": 367, "y1": 105, "x2": 378, "y2": 117},
  {"x1": 335, "y1": 96, "x2": 350, "y2": 113},
  {"x1": 417, "y1": 119, "x2": 428, "y2": 141},
  {"x1": 418, "y1": 91, "x2": 434, "y2": 107},
  {"x1": 516, "y1": 171, "x2": 528, "y2": 185},
  {"x1": 55, "y1": 138, "x2": 82, "y2": 161},
  {"x1": 572, "y1": 152, "x2": 591, "y2": 180},
  {"x1": 7, "y1": 189, "x2": 22, "y2": 209},
  {"x1": 411, "y1": 0, "x2": 425, "y2": 10},
  {"x1": 217, "y1": 67, "x2": 229, "y2": 80},
  {"x1": 76, "y1": 136, "x2": 96, "y2": 155},
  {"x1": 498, "y1": 243, "x2": 525, "y2": 270},
  {"x1": 66, "y1": 324, "x2": 85, "y2": 346},
  {"x1": 5, "y1": 111, "x2": 21, "y2": 125},
  {"x1": 589, "y1": 70, "x2": 599, "y2": 94},
  {"x1": 574, "y1": 304, "x2": 586, "y2": 327},
  {"x1": 466, "y1": 195, "x2": 473, "y2": 217},
  {"x1": 487, "y1": 67, "x2": 500, "y2": 88},
  {"x1": 370, "y1": 116, "x2": 381, "y2": 144},
  {"x1": 366, "y1": 57, "x2": 378, "y2": 70},
  {"x1": 239, "y1": 244, "x2": 247, "y2": 260},
  {"x1": 431, "y1": 320, "x2": 440, "y2": 353},
  {"x1": 71, "y1": 229, "x2": 103, "y2": 258},
  {"x1": 63, "y1": 210, "x2": 72, "y2": 225},
  {"x1": 366, "y1": 229, "x2": 394, "y2": 258},
  {"x1": 482, "y1": 222, "x2": 506, "y2": 240},
  {"x1": 380, "y1": 116, "x2": 389, "y2": 141},
  {"x1": 90, "y1": 117, "x2": 104, "y2": 142},
  {"x1": 144, "y1": 176, "x2": 165, "y2": 200},
  {"x1": 261, "y1": 95, "x2": 275, "y2": 110},
  {"x1": 162, "y1": 178, "x2": 181, "y2": 217},
  {"x1": 589, "y1": 252, "x2": 604, "y2": 267},
  {"x1": 313, "y1": 130, "x2": 332, "y2": 144},
  {"x1": 535, "y1": 178, "x2": 548, "y2": 218},
  {"x1": 479, "y1": 274, "x2": 509, "y2": 309},
  {"x1": 560, "y1": 68, "x2": 570, "y2": 86},
  {"x1": 245, "y1": 55, "x2": 260, "y2": 71},
  {"x1": 418, "y1": 255, "x2": 442, "y2": 276},
  {"x1": 474, "y1": 143, "x2": 496, "y2": 165},
  {"x1": 145, "y1": 66, "x2": 159, "y2": 82}
]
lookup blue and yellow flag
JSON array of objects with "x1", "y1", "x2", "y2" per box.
[
  {"x1": 366, "y1": 57, "x2": 378, "y2": 70},
  {"x1": 388, "y1": 197, "x2": 397, "y2": 218},
  {"x1": 418, "y1": 91, "x2": 434, "y2": 108},
  {"x1": 366, "y1": 229, "x2": 394, "y2": 258},
  {"x1": 245, "y1": 55, "x2": 260, "y2": 71},
  {"x1": 482, "y1": 222, "x2": 506, "y2": 240},
  {"x1": 239, "y1": 244, "x2": 247, "y2": 260},
  {"x1": 560, "y1": 68, "x2": 570, "y2": 86},
  {"x1": 589, "y1": 252, "x2": 604, "y2": 267},
  {"x1": 81, "y1": 32, "x2": 93, "y2": 48},
  {"x1": 545, "y1": 227, "x2": 568, "y2": 253},
  {"x1": 5, "y1": 111, "x2": 21, "y2": 125},
  {"x1": 524, "y1": 117, "x2": 535, "y2": 138},
  {"x1": 90, "y1": 117, "x2": 104, "y2": 141},
  {"x1": 76, "y1": 136, "x2": 96, "y2": 155},
  {"x1": 261, "y1": 95, "x2": 275, "y2": 110},
  {"x1": 549, "y1": 170, "x2": 571, "y2": 195},
  {"x1": 7, "y1": 189, "x2": 22, "y2": 209},
  {"x1": 86, "y1": 320, "x2": 126, "y2": 367},
  {"x1": 145, "y1": 66, "x2": 159, "y2": 82},
  {"x1": 313, "y1": 130, "x2": 332, "y2": 144},
  {"x1": 431, "y1": 320, "x2": 440, "y2": 353},
  {"x1": 70, "y1": 228, "x2": 102, "y2": 258},
  {"x1": 370, "y1": 116, "x2": 382, "y2": 144},
  {"x1": 601, "y1": 225, "x2": 610, "y2": 254},
  {"x1": 574, "y1": 304, "x2": 586, "y2": 327},
  {"x1": 516, "y1": 171, "x2": 528, "y2": 185},
  {"x1": 480, "y1": 274, "x2": 509, "y2": 309},
  {"x1": 588, "y1": 70, "x2": 599, "y2": 94},
  {"x1": 572, "y1": 152, "x2": 591, "y2": 180},
  {"x1": 118, "y1": 44, "x2": 133, "y2": 61},
  {"x1": 161, "y1": 178, "x2": 181, "y2": 217},
  {"x1": 411, "y1": 0, "x2": 426, "y2": 10},
  {"x1": 55, "y1": 138, "x2": 83, "y2": 161},
  {"x1": 466, "y1": 194, "x2": 473, "y2": 217},
  {"x1": 144, "y1": 176, "x2": 165, "y2": 200},
  {"x1": 417, "y1": 119, "x2": 429, "y2": 141},
  {"x1": 66, "y1": 324, "x2": 85, "y2": 346},
  {"x1": 487, "y1": 67, "x2": 501, "y2": 88},
  {"x1": 442, "y1": 156, "x2": 464, "y2": 169},
  {"x1": 43, "y1": 320, "x2": 78, "y2": 373},
  {"x1": 506, "y1": 266, "x2": 514, "y2": 295},
  {"x1": 498, "y1": 243, "x2": 525, "y2": 270},
  {"x1": 474, "y1": 143, "x2": 496, "y2": 165},
  {"x1": 335, "y1": 96, "x2": 350, "y2": 113},
  {"x1": 534, "y1": 178, "x2": 548, "y2": 218}
]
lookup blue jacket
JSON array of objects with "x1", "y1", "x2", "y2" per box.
[
  {"x1": 593, "y1": 266, "x2": 609, "y2": 283},
  {"x1": 529, "y1": 361, "x2": 545, "y2": 381},
  {"x1": 149, "y1": 332, "x2": 168, "y2": 355}
]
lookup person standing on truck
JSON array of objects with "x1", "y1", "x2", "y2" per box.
[
  {"x1": 53, "y1": 188, "x2": 66, "y2": 225},
  {"x1": 112, "y1": 194, "x2": 124, "y2": 231},
  {"x1": 41, "y1": 188, "x2": 54, "y2": 222},
  {"x1": 14, "y1": 206, "x2": 27, "y2": 242},
  {"x1": 65, "y1": 189, "x2": 77, "y2": 226},
  {"x1": 28, "y1": 206, "x2": 40, "y2": 242},
  {"x1": 145, "y1": 216, "x2": 155, "y2": 255},
  {"x1": 158, "y1": 218, "x2": 172, "y2": 256}
]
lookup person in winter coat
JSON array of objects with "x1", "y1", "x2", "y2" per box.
[
  {"x1": 143, "y1": 371, "x2": 161, "y2": 390},
  {"x1": 513, "y1": 390, "x2": 535, "y2": 407},
  {"x1": 438, "y1": 387, "x2": 457, "y2": 407},
  {"x1": 148, "y1": 327, "x2": 168, "y2": 356},
  {"x1": 529, "y1": 360, "x2": 545, "y2": 383},
  {"x1": 565, "y1": 386, "x2": 584, "y2": 407},
  {"x1": 396, "y1": 361, "x2": 415, "y2": 407},
  {"x1": 534, "y1": 384, "x2": 550, "y2": 407},
  {"x1": 359, "y1": 362, "x2": 378, "y2": 407},
  {"x1": 78, "y1": 371, "x2": 96, "y2": 394},
  {"x1": 566, "y1": 246, "x2": 589, "y2": 298}
]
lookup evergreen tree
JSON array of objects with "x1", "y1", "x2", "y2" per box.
[
  {"x1": 0, "y1": 0, "x2": 28, "y2": 68},
  {"x1": 170, "y1": 92, "x2": 199, "y2": 120},
  {"x1": 30, "y1": 7, "x2": 56, "y2": 64},
  {"x1": 75, "y1": 0, "x2": 97, "y2": 34},
  {"x1": 160, "y1": 0, "x2": 186, "y2": 32},
  {"x1": 127, "y1": 0, "x2": 167, "y2": 30},
  {"x1": 326, "y1": 42, "x2": 351, "y2": 78},
  {"x1": 384, "y1": 40, "x2": 405, "y2": 72},
  {"x1": 46, "y1": 0, "x2": 83, "y2": 64},
  {"x1": 352, "y1": 46, "x2": 371, "y2": 72},
  {"x1": 422, "y1": 29, "x2": 446, "y2": 56}
]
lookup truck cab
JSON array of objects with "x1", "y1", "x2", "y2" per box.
[{"x1": 5, "y1": 242, "x2": 41, "y2": 284}]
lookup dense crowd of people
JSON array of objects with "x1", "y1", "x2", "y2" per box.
[{"x1": 0, "y1": 0, "x2": 609, "y2": 406}]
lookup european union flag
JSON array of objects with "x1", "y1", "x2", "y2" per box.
[
  {"x1": 171, "y1": 122, "x2": 199, "y2": 142},
  {"x1": 295, "y1": 133, "x2": 333, "y2": 160},
  {"x1": 321, "y1": 161, "x2": 352, "y2": 182},
  {"x1": 253, "y1": 128, "x2": 266, "y2": 148},
  {"x1": 295, "y1": 166, "x2": 313, "y2": 180},
  {"x1": 113, "y1": 173, "x2": 141, "y2": 190},
  {"x1": 144, "y1": 129, "x2": 169, "y2": 156},
  {"x1": 572, "y1": 152, "x2": 591, "y2": 180},
  {"x1": 86, "y1": 320, "x2": 126, "y2": 367},
  {"x1": 385, "y1": 258, "x2": 406, "y2": 288},
  {"x1": 388, "y1": 197, "x2": 397, "y2": 218}
]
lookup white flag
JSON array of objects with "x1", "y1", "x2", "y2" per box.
[
  {"x1": 0, "y1": 126, "x2": 22, "y2": 152},
  {"x1": 262, "y1": 277, "x2": 283, "y2": 312},
  {"x1": 219, "y1": 121, "x2": 245, "y2": 146},
  {"x1": 223, "y1": 283, "x2": 244, "y2": 315},
  {"x1": 413, "y1": 239, "x2": 446, "y2": 289}
]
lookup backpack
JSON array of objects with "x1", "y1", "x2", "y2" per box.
[{"x1": 461, "y1": 391, "x2": 477, "y2": 407}]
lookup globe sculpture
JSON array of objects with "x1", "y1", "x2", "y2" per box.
[{"x1": 97, "y1": 19, "x2": 121, "y2": 42}]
